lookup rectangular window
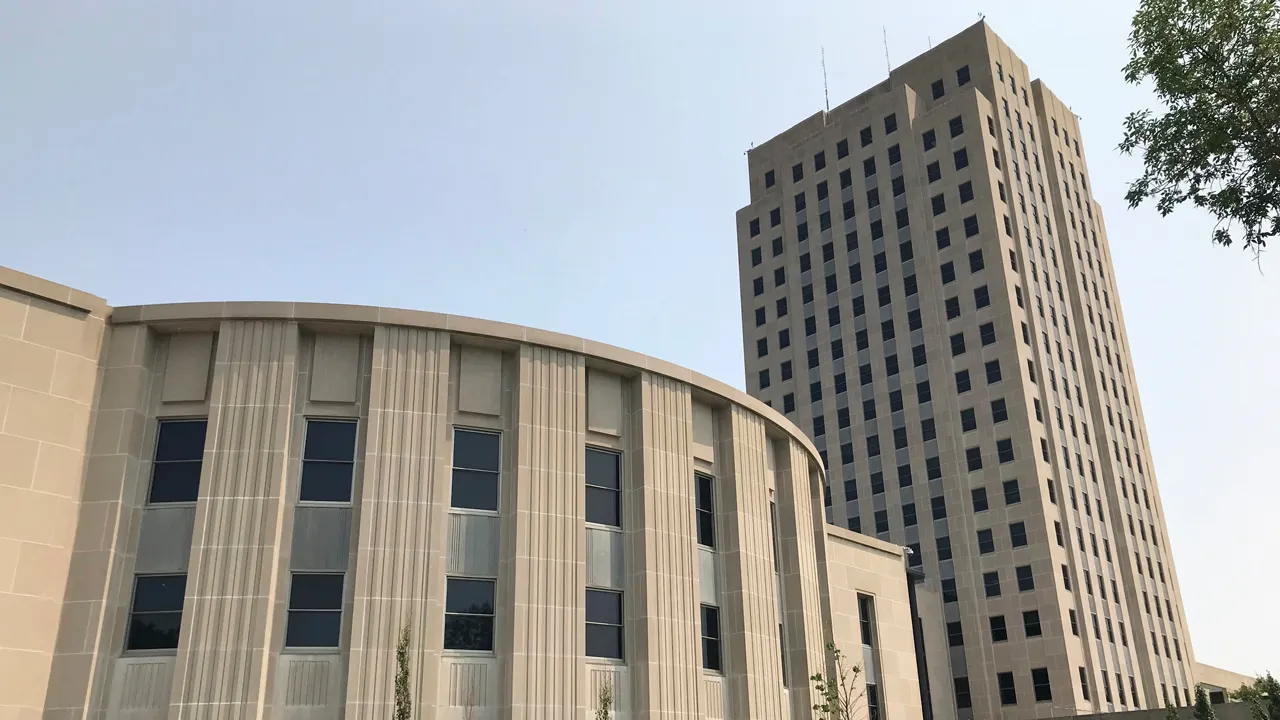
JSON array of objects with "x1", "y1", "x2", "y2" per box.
[
  {"x1": 947, "y1": 620, "x2": 965, "y2": 647},
  {"x1": 1016, "y1": 564, "x2": 1034, "y2": 591},
  {"x1": 701, "y1": 605, "x2": 722, "y2": 671},
  {"x1": 444, "y1": 577, "x2": 496, "y2": 651},
  {"x1": 299, "y1": 419, "x2": 358, "y2": 502},
  {"x1": 1003, "y1": 479, "x2": 1021, "y2": 504},
  {"x1": 972, "y1": 487, "x2": 988, "y2": 512},
  {"x1": 955, "y1": 677, "x2": 973, "y2": 709},
  {"x1": 978, "y1": 529, "x2": 995, "y2": 554},
  {"x1": 586, "y1": 448, "x2": 621, "y2": 527},
  {"x1": 966, "y1": 446, "x2": 982, "y2": 471},
  {"x1": 979, "y1": 322, "x2": 996, "y2": 346},
  {"x1": 1024, "y1": 610, "x2": 1042, "y2": 637},
  {"x1": 989, "y1": 615, "x2": 1007, "y2": 642},
  {"x1": 696, "y1": 473, "x2": 716, "y2": 548},
  {"x1": 936, "y1": 536, "x2": 952, "y2": 561},
  {"x1": 585, "y1": 589, "x2": 624, "y2": 659},
  {"x1": 285, "y1": 572, "x2": 344, "y2": 648},
  {"x1": 1033, "y1": 668, "x2": 1053, "y2": 702},
  {"x1": 998, "y1": 671, "x2": 1018, "y2": 705},
  {"x1": 148, "y1": 419, "x2": 208, "y2": 503},
  {"x1": 452, "y1": 429, "x2": 501, "y2": 511},
  {"x1": 125, "y1": 574, "x2": 187, "y2": 651},
  {"x1": 991, "y1": 398, "x2": 1008, "y2": 423},
  {"x1": 984, "y1": 571, "x2": 1001, "y2": 597},
  {"x1": 1010, "y1": 521, "x2": 1028, "y2": 547}
]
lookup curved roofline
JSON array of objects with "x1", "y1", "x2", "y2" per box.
[{"x1": 110, "y1": 301, "x2": 823, "y2": 467}]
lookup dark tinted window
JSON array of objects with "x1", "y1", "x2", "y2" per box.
[
  {"x1": 444, "y1": 578, "x2": 496, "y2": 651},
  {"x1": 452, "y1": 429, "x2": 501, "y2": 511},
  {"x1": 998, "y1": 671, "x2": 1017, "y2": 705},
  {"x1": 300, "y1": 419, "x2": 358, "y2": 502},
  {"x1": 1016, "y1": 564, "x2": 1035, "y2": 591},
  {"x1": 585, "y1": 589, "x2": 624, "y2": 659},
  {"x1": 1032, "y1": 667, "x2": 1052, "y2": 701},
  {"x1": 990, "y1": 615, "x2": 1008, "y2": 642},
  {"x1": 1011, "y1": 521, "x2": 1028, "y2": 547},
  {"x1": 955, "y1": 677, "x2": 973, "y2": 709},
  {"x1": 701, "y1": 605, "x2": 722, "y2": 670},
  {"x1": 696, "y1": 473, "x2": 716, "y2": 547},
  {"x1": 978, "y1": 528, "x2": 995, "y2": 554},
  {"x1": 586, "y1": 448, "x2": 621, "y2": 527},
  {"x1": 126, "y1": 574, "x2": 187, "y2": 651},
  {"x1": 984, "y1": 571, "x2": 1001, "y2": 597},
  {"x1": 285, "y1": 573, "x2": 344, "y2": 648},
  {"x1": 149, "y1": 419, "x2": 208, "y2": 503},
  {"x1": 972, "y1": 487, "x2": 989, "y2": 512},
  {"x1": 1025, "y1": 610, "x2": 1043, "y2": 638},
  {"x1": 1003, "y1": 479, "x2": 1022, "y2": 504}
]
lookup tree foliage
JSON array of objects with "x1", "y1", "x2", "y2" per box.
[
  {"x1": 1119, "y1": 0, "x2": 1280, "y2": 252},
  {"x1": 1195, "y1": 684, "x2": 1219, "y2": 720},
  {"x1": 1232, "y1": 673, "x2": 1280, "y2": 720},
  {"x1": 811, "y1": 643, "x2": 865, "y2": 720},
  {"x1": 395, "y1": 624, "x2": 412, "y2": 720}
]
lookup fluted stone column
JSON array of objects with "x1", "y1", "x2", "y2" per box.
[
  {"x1": 170, "y1": 321, "x2": 298, "y2": 720},
  {"x1": 774, "y1": 438, "x2": 827, "y2": 719},
  {"x1": 344, "y1": 327, "x2": 451, "y2": 720},
  {"x1": 500, "y1": 345, "x2": 587, "y2": 719},
  {"x1": 627, "y1": 374, "x2": 702, "y2": 720},
  {"x1": 716, "y1": 407, "x2": 786, "y2": 720}
]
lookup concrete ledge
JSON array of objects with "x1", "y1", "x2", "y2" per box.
[
  {"x1": 0, "y1": 266, "x2": 107, "y2": 315},
  {"x1": 826, "y1": 524, "x2": 908, "y2": 559}
]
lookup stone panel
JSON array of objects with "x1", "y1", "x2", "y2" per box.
[
  {"x1": 715, "y1": 407, "x2": 786, "y2": 720},
  {"x1": 170, "y1": 320, "x2": 298, "y2": 719},
  {"x1": 344, "y1": 326, "x2": 451, "y2": 720},
  {"x1": 774, "y1": 439, "x2": 828, "y2": 719},
  {"x1": 627, "y1": 374, "x2": 703, "y2": 720},
  {"x1": 501, "y1": 345, "x2": 586, "y2": 719}
]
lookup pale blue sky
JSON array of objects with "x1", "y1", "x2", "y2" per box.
[{"x1": 2, "y1": 0, "x2": 1274, "y2": 676}]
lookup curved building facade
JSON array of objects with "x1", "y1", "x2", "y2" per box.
[{"x1": 0, "y1": 267, "x2": 923, "y2": 720}]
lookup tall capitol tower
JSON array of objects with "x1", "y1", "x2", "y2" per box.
[{"x1": 736, "y1": 20, "x2": 1197, "y2": 720}]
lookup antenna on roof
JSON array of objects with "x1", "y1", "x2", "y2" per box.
[
  {"x1": 928, "y1": 36, "x2": 932, "y2": 49},
  {"x1": 821, "y1": 47, "x2": 831, "y2": 112},
  {"x1": 880, "y1": 27, "x2": 890, "y2": 74}
]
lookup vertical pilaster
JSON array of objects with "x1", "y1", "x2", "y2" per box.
[
  {"x1": 45, "y1": 324, "x2": 154, "y2": 720},
  {"x1": 170, "y1": 321, "x2": 297, "y2": 720},
  {"x1": 344, "y1": 327, "x2": 450, "y2": 720},
  {"x1": 501, "y1": 345, "x2": 586, "y2": 719},
  {"x1": 774, "y1": 439, "x2": 827, "y2": 719},
  {"x1": 716, "y1": 407, "x2": 786, "y2": 720},
  {"x1": 627, "y1": 374, "x2": 701, "y2": 720}
]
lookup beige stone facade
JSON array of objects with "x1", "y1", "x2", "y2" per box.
[
  {"x1": 1193, "y1": 664, "x2": 1256, "y2": 705},
  {"x1": 737, "y1": 20, "x2": 1198, "y2": 720},
  {"x1": 1, "y1": 265, "x2": 927, "y2": 720},
  {"x1": 0, "y1": 268, "x2": 108, "y2": 720}
]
